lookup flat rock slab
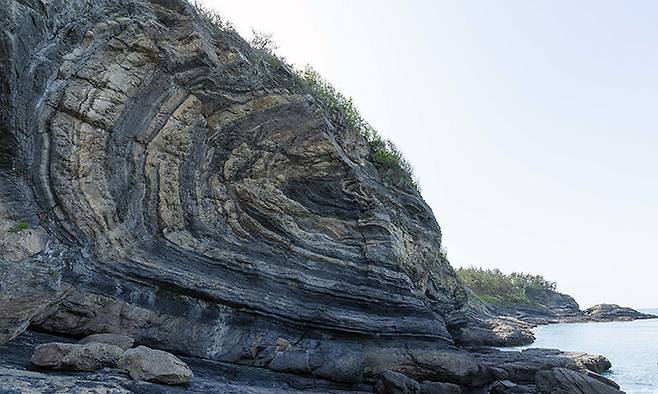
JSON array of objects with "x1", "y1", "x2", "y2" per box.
[
  {"x1": 118, "y1": 346, "x2": 193, "y2": 385},
  {"x1": 79, "y1": 333, "x2": 134, "y2": 351},
  {"x1": 31, "y1": 342, "x2": 124, "y2": 371},
  {"x1": 535, "y1": 367, "x2": 624, "y2": 394}
]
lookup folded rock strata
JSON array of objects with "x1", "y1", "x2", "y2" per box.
[{"x1": 0, "y1": 0, "x2": 627, "y2": 392}]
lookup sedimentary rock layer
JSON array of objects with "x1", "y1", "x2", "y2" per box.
[
  {"x1": 2, "y1": 0, "x2": 467, "y2": 375},
  {"x1": 0, "y1": 0, "x2": 627, "y2": 392}
]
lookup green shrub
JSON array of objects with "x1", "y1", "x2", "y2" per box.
[
  {"x1": 250, "y1": 30, "x2": 285, "y2": 70},
  {"x1": 297, "y1": 66, "x2": 419, "y2": 190},
  {"x1": 16, "y1": 221, "x2": 29, "y2": 231},
  {"x1": 456, "y1": 267, "x2": 557, "y2": 307},
  {"x1": 189, "y1": 5, "x2": 419, "y2": 191}
]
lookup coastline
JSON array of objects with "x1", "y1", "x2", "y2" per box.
[{"x1": 516, "y1": 314, "x2": 658, "y2": 393}]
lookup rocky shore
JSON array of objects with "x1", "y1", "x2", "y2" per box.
[
  {"x1": 456, "y1": 283, "x2": 657, "y2": 348},
  {"x1": 0, "y1": 0, "x2": 642, "y2": 392}
]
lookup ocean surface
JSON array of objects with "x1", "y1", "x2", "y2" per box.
[{"x1": 516, "y1": 308, "x2": 658, "y2": 393}]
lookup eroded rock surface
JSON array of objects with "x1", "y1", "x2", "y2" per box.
[
  {"x1": 79, "y1": 333, "x2": 135, "y2": 350},
  {"x1": 31, "y1": 342, "x2": 124, "y2": 371},
  {"x1": 118, "y1": 346, "x2": 193, "y2": 385},
  {"x1": 0, "y1": 0, "x2": 626, "y2": 392},
  {"x1": 535, "y1": 367, "x2": 624, "y2": 394}
]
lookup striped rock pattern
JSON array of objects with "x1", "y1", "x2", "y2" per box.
[{"x1": 2, "y1": 0, "x2": 468, "y2": 381}]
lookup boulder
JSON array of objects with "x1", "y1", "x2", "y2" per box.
[
  {"x1": 31, "y1": 342, "x2": 124, "y2": 371},
  {"x1": 535, "y1": 367, "x2": 624, "y2": 394},
  {"x1": 79, "y1": 333, "x2": 134, "y2": 351},
  {"x1": 118, "y1": 346, "x2": 193, "y2": 385},
  {"x1": 571, "y1": 353, "x2": 612, "y2": 374}
]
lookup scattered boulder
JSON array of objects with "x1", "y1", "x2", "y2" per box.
[
  {"x1": 572, "y1": 353, "x2": 612, "y2": 374},
  {"x1": 535, "y1": 367, "x2": 624, "y2": 394},
  {"x1": 31, "y1": 342, "x2": 124, "y2": 371},
  {"x1": 118, "y1": 346, "x2": 193, "y2": 385},
  {"x1": 376, "y1": 371, "x2": 421, "y2": 394},
  {"x1": 79, "y1": 333, "x2": 134, "y2": 351}
]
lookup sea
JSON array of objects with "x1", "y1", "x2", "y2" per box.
[{"x1": 515, "y1": 308, "x2": 658, "y2": 393}]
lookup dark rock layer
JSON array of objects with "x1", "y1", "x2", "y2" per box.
[
  {"x1": 0, "y1": 0, "x2": 630, "y2": 392},
  {"x1": 486, "y1": 290, "x2": 656, "y2": 327}
]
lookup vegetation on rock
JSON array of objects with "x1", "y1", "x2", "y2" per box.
[
  {"x1": 457, "y1": 267, "x2": 557, "y2": 307},
  {"x1": 297, "y1": 66, "x2": 419, "y2": 191},
  {"x1": 191, "y1": 2, "x2": 419, "y2": 190}
]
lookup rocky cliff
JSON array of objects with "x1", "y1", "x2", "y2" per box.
[{"x1": 0, "y1": 0, "x2": 629, "y2": 393}]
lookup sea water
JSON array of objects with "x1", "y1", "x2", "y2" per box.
[{"x1": 518, "y1": 308, "x2": 658, "y2": 393}]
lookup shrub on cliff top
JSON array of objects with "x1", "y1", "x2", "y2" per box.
[
  {"x1": 190, "y1": 3, "x2": 419, "y2": 191},
  {"x1": 297, "y1": 66, "x2": 419, "y2": 191},
  {"x1": 457, "y1": 267, "x2": 557, "y2": 307}
]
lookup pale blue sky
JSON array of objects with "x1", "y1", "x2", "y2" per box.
[{"x1": 201, "y1": 0, "x2": 658, "y2": 309}]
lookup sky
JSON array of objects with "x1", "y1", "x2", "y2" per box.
[{"x1": 200, "y1": 0, "x2": 658, "y2": 309}]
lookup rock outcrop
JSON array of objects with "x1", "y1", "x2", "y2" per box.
[
  {"x1": 462, "y1": 285, "x2": 655, "y2": 345},
  {"x1": 535, "y1": 368, "x2": 624, "y2": 394},
  {"x1": 0, "y1": 0, "x2": 628, "y2": 392},
  {"x1": 582, "y1": 304, "x2": 655, "y2": 322}
]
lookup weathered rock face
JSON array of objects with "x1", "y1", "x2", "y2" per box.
[
  {"x1": 118, "y1": 345, "x2": 193, "y2": 385},
  {"x1": 583, "y1": 304, "x2": 656, "y2": 322},
  {"x1": 535, "y1": 367, "x2": 624, "y2": 394},
  {"x1": 79, "y1": 333, "x2": 135, "y2": 350},
  {"x1": 0, "y1": 0, "x2": 629, "y2": 392},
  {"x1": 1, "y1": 0, "x2": 468, "y2": 381},
  {"x1": 31, "y1": 342, "x2": 124, "y2": 371}
]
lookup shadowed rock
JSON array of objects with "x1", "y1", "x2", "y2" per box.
[
  {"x1": 375, "y1": 371, "x2": 420, "y2": 394},
  {"x1": 79, "y1": 333, "x2": 134, "y2": 350}
]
